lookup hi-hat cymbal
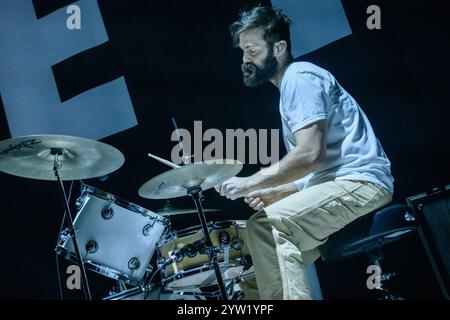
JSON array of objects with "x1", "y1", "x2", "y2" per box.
[
  {"x1": 157, "y1": 207, "x2": 221, "y2": 216},
  {"x1": 0, "y1": 135, "x2": 125, "y2": 181},
  {"x1": 139, "y1": 159, "x2": 242, "y2": 199},
  {"x1": 156, "y1": 200, "x2": 222, "y2": 216}
]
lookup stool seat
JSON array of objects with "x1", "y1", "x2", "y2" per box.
[{"x1": 319, "y1": 204, "x2": 417, "y2": 263}]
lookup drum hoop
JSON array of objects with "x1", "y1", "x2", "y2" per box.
[
  {"x1": 79, "y1": 184, "x2": 168, "y2": 225},
  {"x1": 56, "y1": 245, "x2": 145, "y2": 285}
]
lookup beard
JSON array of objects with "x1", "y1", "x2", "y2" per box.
[{"x1": 241, "y1": 51, "x2": 278, "y2": 87}]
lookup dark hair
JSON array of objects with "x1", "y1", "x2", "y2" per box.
[{"x1": 230, "y1": 6, "x2": 292, "y2": 52}]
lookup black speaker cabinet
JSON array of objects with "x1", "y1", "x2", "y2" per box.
[{"x1": 407, "y1": 185, "x2": 450, "y2": 299}]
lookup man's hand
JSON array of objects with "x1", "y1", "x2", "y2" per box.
[
  {"x1": 244, "y1": 188, "x2": 281, "y2": 211},
  {"x1": 244, "y1": 183, "x2": 299, "y2": 211},
  {"x1": 215, "y1": 177, "x2": 251, "y2": 200}
]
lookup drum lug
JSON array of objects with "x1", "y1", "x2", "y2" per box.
[
  {"x1": 157, "y1": 257, "x2": 166, "y2": 269},
  {"x1": 128, "y1": 257, "x2": 141, "y2": 271},
  {"x1": 75, "y1": 195, "x2": 86, "y2": 211},
  {"x1": 142, "y1": 220, "x2": 156, "y2": 236},
  {"x1": 58, "y1": 228, "x2": 70, "y2": 243},
  {"x1": 85, "y1": 240, "x2": 98, "y2": 254},
  {"x1": 222, "y1": 245, "x2": 230, "y2": 264},
  {"x1": 101, "y1": 205, "x2": 114, "y2": 220},
  {"x1": 231, "y1": 238, "x2": 244, "y2": 251}
]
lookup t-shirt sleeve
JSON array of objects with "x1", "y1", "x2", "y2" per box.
[{"x1": 281, "y1": 71, "x2": 329, "y2": 134}]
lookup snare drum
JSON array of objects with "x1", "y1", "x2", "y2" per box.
[
  {"x1": 158, "y1": 220, "x2": 253, "y2": 291},
  {"x1": 56, "y1": 184, "x2": 169, "y2": 285}
]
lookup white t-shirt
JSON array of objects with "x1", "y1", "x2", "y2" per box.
[{"x1": 280, "y1": 61, "x2": 394, "y2": 193}]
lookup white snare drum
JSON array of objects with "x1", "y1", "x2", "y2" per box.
[
  {"x1": 157, "y1": 220, "x2": 253, "y2": 291},
  {"x1": 56, "y1": 184, "x2": 169, "y2": 285}
]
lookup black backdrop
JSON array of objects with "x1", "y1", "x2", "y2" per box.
[{"x1": 0, "y1": 0, "x2": 449, "y2": 299}]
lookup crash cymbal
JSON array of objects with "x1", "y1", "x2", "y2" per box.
[
  {"x1": 139, "y1": 159, "x2": 242, "y2": 199},
  {"x1": 0, "y1": 135, "x2": 125, "y2": 181}
]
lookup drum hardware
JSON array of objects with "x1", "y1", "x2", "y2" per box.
[
  {"x1": 219, "y1": 231, "x2": 231, "y2": 245},
  {"x1": 85, "y1": 240, "x2": 98, "y2": 254},
  {"x1": 128, "y1": 257, "x2": 141, "y2": 271},
  {"x1": 104, "y1": 281, "x2": 211, "y2": 300},
  {"x1": 0, "y1": 134, "x2": 125, "y2": 300},
  {"x1": 138, "y1": 159, "x2": 242, "y2": 300},
  {"x1": 162, "y1": 238, "x2": 208, "y2": 265},
  {"x1": 163, "y1": 287, "x2": 226, "y2": 300},
  {"x1": 231, "y1": 237, "x2": 244, "y2": 251},
  {"x1": 156, "y1": 220, "x2": 252, "y2": 296},
  {"x1": 222, "y1": 246, "x2": 231, "y2": 265},
  {"x1": 184, "y1": 239, "x2": 208, "y2": 258},
  {"x1": 143, "y1": 223, "x2": 156, "y2": 236},
  {"x1": 159, "y1": 271, "x2": 244, "y2": 300},
  {"x1": 219, "y1": 231, "x2": 231, "y2": 264},
  {"x1": 157, "y1": 238, "x2": 208, "y2": 270},
  {"x1": 53, "y1": 147, "x2": 92, "y2": 300},
  {"x1": 180, "y1": 187, "x2": 228, "y2": 299},
  {"x1": 104, "y1": 281, "x2": 150, "y2": 300},
  {"x1": 101, "y1": 203, "x2": 114, "y2": 220}
]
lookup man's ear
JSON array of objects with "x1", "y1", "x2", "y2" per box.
[{"x1": 274, "y1": 40, "x2": 288, "y2": 56}]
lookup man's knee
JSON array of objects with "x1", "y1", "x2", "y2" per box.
[
  {"x1": 247, "y1": 209, "x2": 292, "y2": 242},
  {"x1": 246, "y1": 209, "x2": 271, "y2": 234}
]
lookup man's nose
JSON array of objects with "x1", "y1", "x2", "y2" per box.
[{"x1": 243, "y1": 53, "x2": 252, "y2": 64}]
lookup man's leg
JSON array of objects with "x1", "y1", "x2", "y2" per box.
[{"x1": 244, "y1": 180, "x2": 392, "y2": 300}]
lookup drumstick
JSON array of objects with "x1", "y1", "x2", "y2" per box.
[{"x1": 148, "y1": 153, "x2": 181, "y2": 169}]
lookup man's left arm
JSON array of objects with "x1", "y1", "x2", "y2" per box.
[{"x1": 218, "y1": 119, "x2": 327, "y2": 200}]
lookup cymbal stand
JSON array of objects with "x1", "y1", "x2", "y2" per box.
[
  {"x1": 52, "y1": 148, "x2": 91, "y2": 300},
  {"x1": 187, "y1": 186, "x2": 228, "y2": 300}
]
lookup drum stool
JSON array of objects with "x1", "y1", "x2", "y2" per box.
[{"x1": 318, "y1": 204, "x2": 417, "y2": 299}]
